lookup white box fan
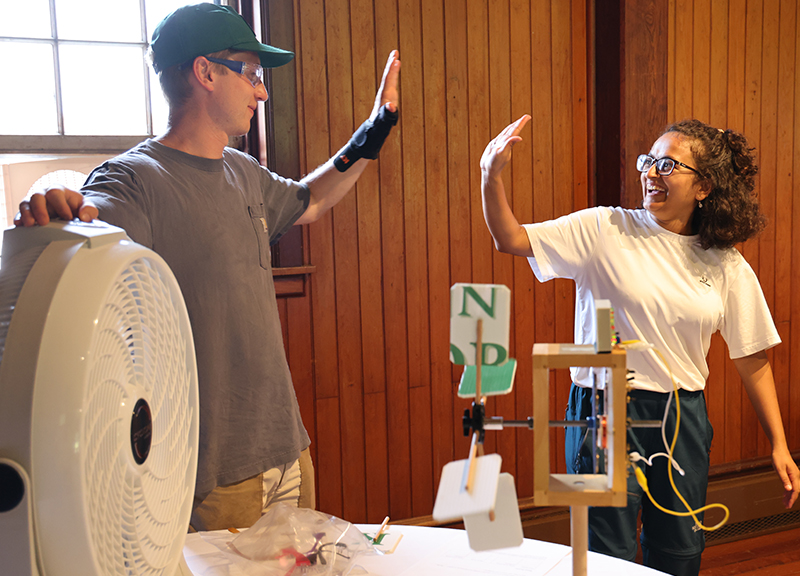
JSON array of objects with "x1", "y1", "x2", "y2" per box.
[{"x1": 0, "y1": 220, "x2": 198, "y2": 576}]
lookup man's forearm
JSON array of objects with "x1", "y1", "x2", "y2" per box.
[{"x1": 294, "y1": 157, "x2": 369, "y2": 225}]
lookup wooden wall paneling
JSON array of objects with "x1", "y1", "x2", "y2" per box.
[
  {"x1": 276, "y1": 0, "x2": 800, "y2": 523},
  {"x1": 760, "y1": 0, "x2": 778, "y2": 323},
  {"x1": 622, "y1": 0, "x2": 669, "y2": 209},
  {"x1": 726, "y1": 0, "x2": 746, "y2": 135},
  {"x1": 722, "y1": 0, "x2": 746, "y2": 466},
  {"x1": 565, "y1": 0, "x2": 590, "y2": 475},
  {"x1": 421, "y1": 0, "x2": 455, "y2": 494},
  {"x1": 285, "y1": 297, "x2": 318, "y2": 483},
  {"x1": 373, "y1": 0, "x2": 412, "y2": 522},
  {"x1": 667, "y1": 0, "x2": 676, "y2": 122},
  {"x1": 788, "y1": 1, "x2": 800, "y2": 448},
  {"x1": 466, "y1": 0, "x2": 496, "y2": 458},
  {"x1": 692, "y1": 0, "x2": 711, "y2": 122},
  {"x1": 445, "y1": 0, "x2": 475, "y2": 471},
  {"x1": 572, "y1": 0, "x2": 590, "y2": 215},
  {"x1": 267, "y1": 0, "x2": 302, "y2": 180},
  {"x1": 445, "y1": 0, "x2": 472, "y2": 289},
  {"x1": 551, "y1": 0, "x2": 575, "y2": 475},
  {"x1": 488, "y1": 0, "x2": 519, "y2": 474},
  {"x1": 325, "y1": 0, "x2": 367, "y2": 523},
  {"x1": 397, "y1": 0, "x2": 435, "y2": 518},
  {"x1": 530, "y1": 0, "x2": 557, "y2": 472},
  {"x1": 296, "y1": 0, "x2": 343, "y2": 516},
  {"x1": 468, "y1": 0, "x2": 494, "y2": 291},
  {"x1": 709, "y1": 0, "x2": 728, "y2": 130},
  {"x1": 775, "y1": 322, "x2": 792, "y2": 452},
  {"x1": 316, "y1": 398, "x2": 344, "y2": 514},
  {"x1": 775, "y1": 0, "x2": 797, "y2": 326},
  {"x1": 278, "y1": 299, "x2": 290, "y2": 360},
  {"x1": 704, "y1": 0, "x2": 727, "y2": 467},
  {"x1": 741, "y1": 0, "x2": 763, "y2": 462},
  {"x1": 270, "y1": 0, "x2": 321, "y2": 498},
  {"x1": 408, "y1": 384, "x2": 434, "y2": 517},
  {"x1": 792, "y1": 5, "x2": 800, "y2": 450},
  {"x1": 593, "y1": 0, "x2": 621, "y2": 208},
  {"x1": 297, "y1": 1, "x2": 336, "y2": 398},
  {"x1": 707, "y1": 335, "x2": 725, "y2": 466},
  {"x1": 277, "y1": 296, "x2": 318, "y2": 469},
  {"x1": 758, "y1": 0, "x2": 780, "y2": 458},
  {"x1": 363, "y1": 393, "x2": 389, "y2": 522},
  {"x1": 349, "y1": 0, "x2": 390, "y2": 523},
  {"x1": 723, "y1": 352, "x2": 742, "y2": 463},
  {"x1": 509, "y1": 0, "x2": 535, "y2": 496},
  {"x1": 673, "y1": 0, "x2": 693, "y2": 121}
]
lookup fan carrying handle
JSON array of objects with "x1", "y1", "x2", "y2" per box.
[{"x1": 0, "y1": 458, "x2": 40, "y2": 576}]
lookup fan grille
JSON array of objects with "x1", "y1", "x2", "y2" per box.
[
  {"x1": 83, "y1": 256, "x2": 194, "y2": 575},
  {"x1": 0, "y1": 245, "x2": 47, "y2": 363}
]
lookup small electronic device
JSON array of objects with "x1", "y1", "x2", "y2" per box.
[{"x1": 594, "y1": 299, "x2": 615, "y2": 353}]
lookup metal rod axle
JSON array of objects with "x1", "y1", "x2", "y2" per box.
[{"x1": 482, "y1": 417, "x2": 663, "y2": 430}]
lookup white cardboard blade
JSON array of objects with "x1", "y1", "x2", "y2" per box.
[
  {"x1": 463, "y1": 472, "x2": 524, "y2": 551},
  {"x1": 432, "y1": 454, "x2": 502, "y2": 522}
]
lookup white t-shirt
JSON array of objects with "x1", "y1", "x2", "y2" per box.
[{"x1": 523, "y1": 206, "x2": 780, "y2": 392}]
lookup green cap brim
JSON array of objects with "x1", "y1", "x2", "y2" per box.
[{"x1": 229, "y1": 39, "x2": 294, "y2": 69}]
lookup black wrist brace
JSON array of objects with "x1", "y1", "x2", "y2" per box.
[{"x1": 333, "y1": 104, "x2": 399, "y2": 172}]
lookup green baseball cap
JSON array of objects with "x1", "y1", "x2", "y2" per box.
[{"x1": 150, "y1": 3, "x2": 294, "y2": 73}]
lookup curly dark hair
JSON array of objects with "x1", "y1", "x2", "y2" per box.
[{"x1": 662, "y1": 119, "x2": 765, "y2": 250}]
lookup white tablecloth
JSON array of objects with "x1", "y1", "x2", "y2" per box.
[{"x1": 183, "y1": 524, "x2": 666, "y2": 576}]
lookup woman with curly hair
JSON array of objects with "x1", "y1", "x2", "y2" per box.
[{"x1": 480, "y1": 115, "x2": 798, "y2": 576}]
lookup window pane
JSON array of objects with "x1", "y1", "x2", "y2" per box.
[
  {"x1": 56, "y1": 0, "x2": 142, "y2": 43},
  {"x1": 60, "y1": 44, "x2": 148, "y2": 135},
  {"x1": 0, "y1": 0, "x2": 51, "y2": 39},
  {"x1": 0, "y1": 42, "x2": 58, "y2": 135},
  {"x1": 149, "y1": 67, "x2": 169, "y2": 135}
]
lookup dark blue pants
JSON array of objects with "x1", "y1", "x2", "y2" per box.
[{"x1": 565, "y1": 384, "x2": 714, "y2": 576}]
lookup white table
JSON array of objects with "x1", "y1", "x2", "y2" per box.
[{"x1": 183, "y1": 523, "x2": 666, "y2": 576}]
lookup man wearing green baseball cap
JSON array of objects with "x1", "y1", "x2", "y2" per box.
[{"x1": 17, "y1": 2, "x2": 400, "y2": 531}]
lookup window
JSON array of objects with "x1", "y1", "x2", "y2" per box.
[
  {"x1": 0, "y1": 0, "x2": 203, "y2": 153},
  {"x1": 0, "y1": 1, "x2": 305, "y2": 278}
]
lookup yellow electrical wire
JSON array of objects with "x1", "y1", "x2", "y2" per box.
[{"x1": 620, "y1": 340, "x2": 730, "y2": 531}]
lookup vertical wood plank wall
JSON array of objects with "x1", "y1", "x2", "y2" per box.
[
  {"x1": 270, "y1": 0, "x2": 800, "y2": 524},
  {"x1": 272, "y1": 0, "x2": 589, "y2": 523},
  {"x1": 663, "y1": 0, "x2": 800, "y2": 472}
]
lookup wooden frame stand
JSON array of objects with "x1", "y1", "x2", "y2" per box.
[{"x1": 532, "y1": 343, "x2": 629, "y2": 575}]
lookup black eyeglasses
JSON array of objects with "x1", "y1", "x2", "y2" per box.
[{"x1": 636, "y1": 154, "x2": 702, "y2": 177}]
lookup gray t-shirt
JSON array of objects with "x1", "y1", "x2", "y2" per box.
[{"x1": 82, "y1": 139, "x2": 311, "y2": 496}]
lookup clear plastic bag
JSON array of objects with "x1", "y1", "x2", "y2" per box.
[{"x1": 229, "y1": 503, "x2": 374, "y2": 575}]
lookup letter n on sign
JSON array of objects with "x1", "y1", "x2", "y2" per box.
[{"x1": 449, "y1": 283, "x2": 511, "y2": 366}]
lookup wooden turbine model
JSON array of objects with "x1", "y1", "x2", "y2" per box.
[{"x1": 433, "y1": 284, "x2": 629, "y2": 576}]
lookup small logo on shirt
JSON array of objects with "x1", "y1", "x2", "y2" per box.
[{"x1": 699, "y1": 275, "x2": 710, "y2": 287}]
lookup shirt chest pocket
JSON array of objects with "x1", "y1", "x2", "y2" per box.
[{"x1": 248, "y1": 204, "x2": 271, "y2": 270}]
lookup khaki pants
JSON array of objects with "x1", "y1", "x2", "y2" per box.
[{"x1": 189, "y1": 447, "x2": 316, "y2": 532}]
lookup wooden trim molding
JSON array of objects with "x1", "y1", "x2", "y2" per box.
[{"x1": 273, "y1": 265, "x2": 315, "y2": 297}]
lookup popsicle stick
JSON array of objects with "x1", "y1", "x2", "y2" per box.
[
  {"x1": 464, "y1": 432, "x2": 479, "y2": 493},
  {"x1": 373, "y1": 516, "x2": 390, "y2": 543},
  {"x1": 475, "y1": 318, "x2": 483, "y2": 400}
]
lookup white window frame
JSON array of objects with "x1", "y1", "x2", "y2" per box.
[{"x1": 0, "y1": 0, "x2": 186, "y2": 154}]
